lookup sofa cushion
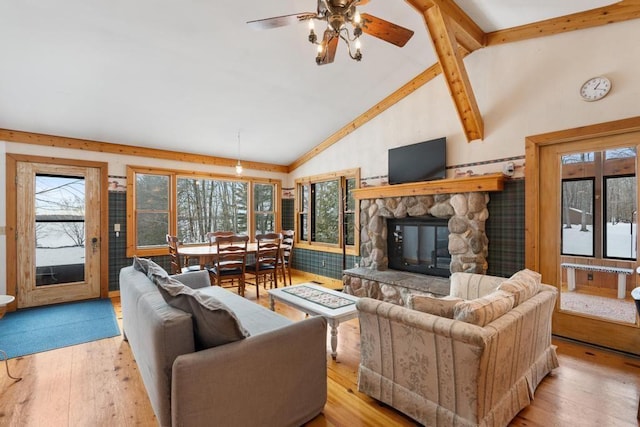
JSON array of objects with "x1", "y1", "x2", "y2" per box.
[
  {"x1": 408, "y1": 294, "x2": 463, "y2": 318},
  {"x1": 199, "y1": 286, "x2": 292, "y2": 335},
  {"x1": 133, "y1": 256, "x2": 170, "y2": 282},
  {"x1": 156, "y1": 276, "x2": 250, "y2": 349},
  {"x1": 453, "y1": 290, "x2": 515, "y2": 326},
  {"x1": 498, "y1": 268, "x2": 542, "y2": 306}
]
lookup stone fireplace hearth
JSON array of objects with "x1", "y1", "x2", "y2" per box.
[{"x1": 343, "y1": 174, "x2": 505, "y2": 305}]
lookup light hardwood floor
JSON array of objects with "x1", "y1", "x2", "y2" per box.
[{"x1": 1, "y1": 273, "x2": 640, "y2": 426}]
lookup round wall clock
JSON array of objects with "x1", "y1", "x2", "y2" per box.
[{"x1": 580, "y1": 76, "x2": 611, "y2": 101}]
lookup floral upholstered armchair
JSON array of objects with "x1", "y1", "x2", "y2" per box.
[{"x1": 356, "y1": 270, "x2": 558, "y2": 427}]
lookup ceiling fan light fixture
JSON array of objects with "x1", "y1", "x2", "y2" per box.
[
  {"x1": 353, "y1": 10, "x2": 361, "y2": 25},
  {"x1": 247, "y1": 0, "x2": 413, "y2": 66}
]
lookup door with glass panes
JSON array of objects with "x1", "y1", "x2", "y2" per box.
[
  {"x1": 531, "y1": 126, "x2": 640, "y2": 354},
  {"x1": 15, "y1": 161, "x2": 102, "y2": 308}
]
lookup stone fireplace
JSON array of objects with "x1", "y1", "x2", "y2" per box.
[
  {"x1": 343, "y1": 174, "x2": 504, "y2": 305},
  {"x1": 359, "y1": 192, "x2": 490, "y2": 275}
]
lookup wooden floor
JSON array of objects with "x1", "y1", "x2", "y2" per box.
[{"x1": 1, "y1": 273, "x2": 640, "y2": 426}]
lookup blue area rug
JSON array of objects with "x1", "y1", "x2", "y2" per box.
[{"x1": 0, "y1": 299, "x2": 121, "y2": 359}]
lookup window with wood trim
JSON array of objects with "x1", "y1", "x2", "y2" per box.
[
  {"x1": 560, "y1": 148, "x2": 637, "y2": 261},
  {"x1": 134, "y1": 173, "x2": 171, "y2": 249},
  {"x1": 295, "y1": 168, "x2": 359, "y2": 253},
  {"x1": 254, "y1": 183, "x2": 275, "y2": 235},
  {"x1": 126, "y1": 166, "x2": 280, "y2": 257}
]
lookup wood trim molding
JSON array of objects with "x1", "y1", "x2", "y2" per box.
[
  {"x1": 0, "y1": 129, "x2": 289, "y2": 174},
  {"x1": 486, "y1": 0, "x2": 640, "y2": 46},
  {"x1": 351, "y1": 172, "x2": 504, "y2": 200}
]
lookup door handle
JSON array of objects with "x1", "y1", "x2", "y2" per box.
[{"x1": 92, "y1": 237, "x2": 99, "y2": 253}]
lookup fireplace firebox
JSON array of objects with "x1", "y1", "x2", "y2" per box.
[{"x1": 387, "y1": 217, "x2": 451, "y2": 278}]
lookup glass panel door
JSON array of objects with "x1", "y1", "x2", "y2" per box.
[
  {"x1": 16, "y1": 162, "x2": 101, "y2": 308},
  {"x1": 559, "y1": 147, "x2": 638, "y2": 324},
  {"x1": 35, "y1": 174, "x2": 86, "y2": 286}
]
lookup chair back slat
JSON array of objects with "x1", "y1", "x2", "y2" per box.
[
  {"x1": 206, "y1": 231, "x2": 235, "y2": 246},
  {"x1": 255, "y1": 233, "x2": 281, "y2": 270},
  {"x1": 215, "y1": 234, "x2": 249, "y2": 274}
]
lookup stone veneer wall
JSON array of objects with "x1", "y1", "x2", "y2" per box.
[{"x1": 359, "y1": 192, "x2": 490, "y2": 274}]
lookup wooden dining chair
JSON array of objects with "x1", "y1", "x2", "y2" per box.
[
  {"x1": 246, "y1": 233, "x2": 281, "y2": 298},
  {"x1": 208, "y1": 234, "x2": 249, "y2": 297},
  {"x1": 166, "y1": 234, "x2": 200, "y2": 274},
  {"x1": 278, "y1": 230, "x2": 295, "y2": 286},
  {"x1": 206, "y1": 231, "x2": 234, "y2": 246}
]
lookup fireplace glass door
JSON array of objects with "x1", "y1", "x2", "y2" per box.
[{"x1": 388, "y1": 218, "x2": 451, "y2": 277}]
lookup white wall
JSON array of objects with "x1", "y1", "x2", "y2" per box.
[{"x1": 290, "y1": 20, "x2": 640, "y2": 182}]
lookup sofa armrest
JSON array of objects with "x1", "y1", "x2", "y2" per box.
[
  {"x1": 171, "y1": 270, "x2": 210, "y2": 289},
  {"x1": 171, "y1": 316, "x2": 327, "y2": 427}
]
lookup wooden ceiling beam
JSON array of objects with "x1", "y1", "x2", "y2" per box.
[
  {"x1": 486, "y1": 0, "x2": 640, "y2": 46},
  {"x1": 406, "y1": 0, "x2": 486, "y2": 52},
  {"x1": 423, "y1": 5, "x2": 483, "y2": 142}
]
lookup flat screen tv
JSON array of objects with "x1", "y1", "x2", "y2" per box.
[{"x1": 388, "y1": 137, "x2": 446, "y2": 185}]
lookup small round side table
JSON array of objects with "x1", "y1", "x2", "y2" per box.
[{"x1": 0, "y1": 295, "x2": 22, "y2": 381}]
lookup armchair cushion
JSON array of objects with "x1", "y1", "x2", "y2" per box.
[
  {"x1": 408, "y1": 294, "x2": 463, "y2": 318},
  {"x1": 453, "y1": 289, "x2": 515, "y2": 326},
  {"x1": 498, "y1": 268, "x2": 542, "y2": 306}
]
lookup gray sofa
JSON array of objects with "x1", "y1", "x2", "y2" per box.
[{"x1": 120, "y1": 265, "x2": 327, "y2": 427}]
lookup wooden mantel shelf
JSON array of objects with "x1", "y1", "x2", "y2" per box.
[{"x1": 352, "y1": 173, "x2": 505, "y2": 200}]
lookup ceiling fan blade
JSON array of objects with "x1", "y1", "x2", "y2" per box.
[
  {"x1": 360, "y1": 13, "x2": 414, "y2": 47},
  {"x1": 317, "y1": 30, "x2": 339, "y2": 65},
  {"x1": 247, "y1": 12, "x2": 316, "y2": 30}
]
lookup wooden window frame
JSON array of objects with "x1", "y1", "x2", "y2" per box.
[
  {"x1": 295, "y1": 168, "x2": 360, "y2": 256},
  {"x1": 126, "y1": 165, "x2": 281, "y2": 257}
]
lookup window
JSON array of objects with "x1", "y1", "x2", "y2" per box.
[
  {"x1": 296, "y1": 169, "x2": 359, "y2": 253},
  {"x1": 135, "y1": 173, "x2": 170, "y2": 248},
  {"x1": 127, "y1": 166, "x2": 279, "y2": 256},
  {"x1": 561, "y1": 178, "x2": 594, "y2": 257},
  {"x1": 604, "y1": 175, "x2": 637, "y2": 259},
  {"x1": 313, "y1": 180, "x2": 340, "y2": 244},
  {"x1": 254, "y1": 183, "x2": 275, "y2": 235},
  {"x1": 560, "y1": 147, "x2": 637, "y2": 260},
  {"x1": 177, "y1": 178, "x2": 248, "y2": 243}
]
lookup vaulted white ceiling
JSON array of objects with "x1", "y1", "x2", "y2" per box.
[{"x1": 0, "y1": 0, "x2": 623, "y2": 166}]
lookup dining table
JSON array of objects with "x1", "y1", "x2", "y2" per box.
[
  {"x1": 178, "y1": 243, "x2": 286, "y2": 285},
  {"x1": 178, "y1": 243, "x2": 257, "y2": 269}
]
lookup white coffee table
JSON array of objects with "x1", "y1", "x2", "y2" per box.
[{"x1": 268, "y1": 283, "x2": 359, "y2": 360}]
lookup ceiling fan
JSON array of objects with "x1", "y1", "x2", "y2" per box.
[{"x1": 247, "y1": 0, "x2": 414, "y2": 65}]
